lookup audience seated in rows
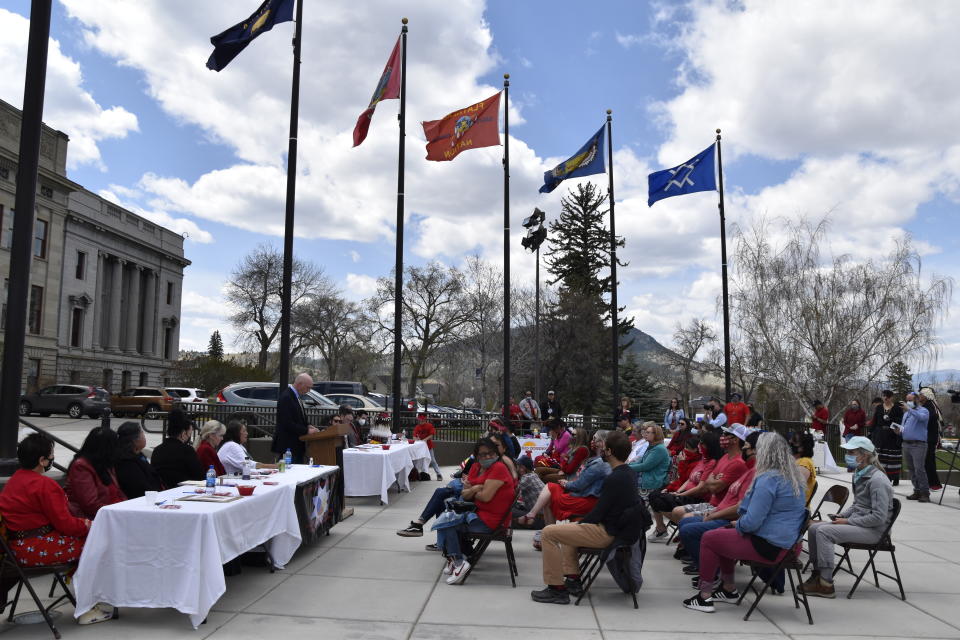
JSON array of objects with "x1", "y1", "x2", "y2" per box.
[
  {"x1": 115, "y1": 421, "x2": 164, "y2": 499},
  {"x1": 647, "y1": 431, "x2": 723, "y2": 541},
  {"x1": 669, "y1": 424, "x2": 749, "y2": 524},
  {"x1": 66, "y1": 427, "x2": 126, "y2": 519}
]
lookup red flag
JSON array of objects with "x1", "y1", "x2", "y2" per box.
[
  {"x1": 421, "y1": 91, "x2": 501, "y2": 161},
  {"x1": 353, "y1": 37, "x2": 402, "y2": 147}
]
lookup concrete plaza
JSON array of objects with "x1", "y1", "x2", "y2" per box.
[{"x1": 3, "y1": 419, "x2": 960, "y2": 639}]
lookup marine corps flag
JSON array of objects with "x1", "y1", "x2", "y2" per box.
[
  {"x1": 422, "y1": 92, "x2": 501, "y2": 161},
  {"x1": 539, "y1": 125, "x2": 606, "y2": 193},
  {"x1": 353, "y1": 37, "x2": 402, "y2": 147},
  {"x1": 206, "y1": 0, "x2": 295, "y2": 71}
]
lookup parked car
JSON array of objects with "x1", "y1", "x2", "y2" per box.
[
  {"x1": 216, "y1": 382, "x2": 337, "y2": 408},
  {"x1": 19, "y1": 384, "x2": 110, "y2": 419},
  {"x1": 166, "y1": 387, "x2": 207, "y2": 403},
  {"x1": 312, "y1": 381, "x2": 369, "y2": 396},
  {"x1": 324, "y1": 393, "x2": 386, "y2": 411},
  {"x1": 111, "y1": 387, "x2": 176, "y2": 419}
]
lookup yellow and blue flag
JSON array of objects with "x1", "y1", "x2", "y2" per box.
[
  {"x1": 206, "y1": 0, "x2": 295, "y2": 72},
  {"x1": 539, "y1": 126, "x2": 606, "y2": 194},
  {"x1": 647, "y1": 143, "x2": 717, "y2": 206}
]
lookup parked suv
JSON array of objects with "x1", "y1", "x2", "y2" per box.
[
  {"x1": 216, "y1": 382, "x2": 337, "y2": 408},
  {"x1": 312, "y1": 381, "x2": 369, "y2": 396},
  {"x1": 19, "y1": 384, "x2": 110, "y2": 419},
  {"x1": 166, "y1": 387, "x2": 207, "y2": 403},
  {"x1": 111, "y1": 387, "x2": 176, "y2": 419}
]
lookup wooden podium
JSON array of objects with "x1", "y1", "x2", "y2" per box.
[{"x1": 300, "y1": 423, "x2": 352, "y2": 520}]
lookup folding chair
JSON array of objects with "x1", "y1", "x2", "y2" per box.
[
  {"x1": 801, "y1": 484, "x2": 850, "y2": 570},
  {"x1": 832, "y1": 498, "x2": 905, "y2": 601},
  {"x1": 737, "y1": 511, "x2": 814, "y2": 625},
  {"x1": 460, "y1": 486, "x2": 520, "y2": 587},
  {"x1": 575, "y1": 540, "x2": 640, "y2": 608},
  {"x1": 0, "y1": 519, "x2": 79, "y2": 639},
  {"x1": 805, "y1": 480, "x2": 819, "y2": 507}
]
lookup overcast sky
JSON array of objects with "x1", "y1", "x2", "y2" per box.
[{"x1": 3, "y1": 0, "x2": 959, "y2": 372}]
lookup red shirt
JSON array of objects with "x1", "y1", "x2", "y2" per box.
[
  {"x1": 811, "y1": 406, "x2": 830, "y2": 432},
  {"x1": 197, "y1": 441, "x2": 226, "y2": 476},
  {"x1": 679, "y1": 458, "x2": 717, "y2": 492},
  {"x1": 724, "y1": 402, "x2": 750, "y2": 427},
  {"x1": 666, "y1": 449, "x2": 702, "y2": 492},
  {"x1": 561, "y1": 446, "x2": 590, "y2": 475},
  {"x1": 842, "y1": 408, "x2": 866, "y2": 435},
  {"x1": 0, "y1": 469, "x2": 89, "y2": 537},
  {"x1": 414, "y1": 422, "x2": 436, "y2": 450},
  {"x1": 707, "y1": 453, "x2": 748, "y2": 507},
  {"x1": 468, "y1": 460, "x2": 516, "y2": 530},
  {"x1": 715, "y1": 467, "x2": 756, "y2": 511},
  {"x1": 65, "y1": 458, "x2": 126, "y2": 519}
]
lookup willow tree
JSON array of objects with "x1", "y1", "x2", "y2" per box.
[{"x1": 730, "y1": 217, "x2": 952, "y2": 418}]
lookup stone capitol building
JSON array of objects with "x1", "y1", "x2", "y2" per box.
[{"x1": 0, "y1": 99, "x2": 188, "y2": 393}]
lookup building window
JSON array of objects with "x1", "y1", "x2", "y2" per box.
[
  {"x1": 139, "y1": 372, "x2": 148, "y2": 386},
  {"x1": 102, "y1": 369, "x2": 113, "y2": 391},
  {"x1": 166, "y1": 281, "x2": 174, "y2": 305},
  {"x1": 1, "y1": 206, "x2": 12, "y2": 250},
  {"x1": 121, "y1": 370, "x2": 131, "y2": 390},
  {"x1": 33, "y1": 218, "x2": 47, "y2": 259},
  {"x1": 75, "y1": 250, "x2": 87, "y2": 280},
  {"x1": 1, "y1": 278, "x2": 6, "y2": 330},
  {"x1": 164, "y1": 327, "x2": 173, "y2": 359},
  {"x1": 40, "y1": 185, "x2": 53, "y2": 198},
  {"x1": 70, "y1": 307, "x2": 84, "y2": 347},
  {"x1": 0, "y1": 167, "x2": 9, "y2": 180},
  {"x1": 28, "y1": 285, "x2": 43, "y2": 334},
  {"x1": 27, "y1": 358, "x2": 41, "y2": 393}
]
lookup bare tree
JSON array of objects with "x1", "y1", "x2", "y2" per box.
[
  {"x1": 461, "y1": 255, "x2": 503, "y2": 410},
  {"x1": 224, "y1": 244, "x2": 331, "y2": 372},
  {"x1": 731, "y1": 216, "x2": 953, "y2": 419},
  {"x1": 295, "y1": 293, "x2": 373, "y2": 381},
  {"x1": 665, "y1": 318, "x2": 717, "y2": 415}
]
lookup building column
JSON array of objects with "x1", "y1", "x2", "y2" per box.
[
  {"x1": 91, "y1": 251, "x2": 105, "y2": 350},
  {"x1": 142, "y1": 269, "x2": 157, "y2": 356},
  {"x1": 107, "y1": 257, "x2": 124, "y2": 352},
  {"x1": 125, "y1": 264, "x2": 142, "y2": 354}
]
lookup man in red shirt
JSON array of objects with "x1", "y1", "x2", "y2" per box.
[
  {"x1": 724, "y1": 393, "x2": 750, "y2": 428},
  {"x1": 414, "y1": 415, "x2": 443, "y2": 481},
  {"x1": 811, "y1": 400, "x2": 830, "y2": 433}
]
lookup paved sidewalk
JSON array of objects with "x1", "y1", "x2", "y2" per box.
[{"x1": 2, "y1": 463, "x2": 959, "y2": 639}]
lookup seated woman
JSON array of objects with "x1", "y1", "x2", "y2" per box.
[
  {"x1": 150, "y1": 409, "x2": 205, "y2": 487},
  {"x1": 196, "y1": 420, "x2": 226, "y2": 476},
  {"x1": 66, "y1": 426, "x2": 126, "y2": 519},
  {"x1": 666, "y1": 435, "x2": 701, "y2": 492},
  {"x1": 488, "y1": 432, "x2": 518, "y2": 480},
  {"x1": 683, "y1": 432, "x2": 807, "y2": 613},
  {"x1": 0, "y1": 435, "x2": 115, "y2": 625},
  {"x1": 537, "y1": 428, "x2": 590, "y2": 485},
  {"x1": 801, "y1": 436, "x2": 893, "y2": 598},
  {"x1": 629, "y1": 423, "x2": 671, "y2": 497},
  {"x1": 535, "y1": 419, "x2": 571, "y2": 477},
  {"x1": 647, "y1": 431, "x2": 722, "y2": 542},
  {"x1": 434, "y1": 437, "x2": 516, "y2": 584},
  {"x1": 115, "y1": 421, "x2": 164, "y2": 499},
  {"x1": 667, "y1": 418, "x2": 695, "y2": 458},
  {"x1": 218, "y1": 420, "x2": 278, "y2": 475},
  {"x1": 518, "y1": 431, "x2": 611, "y2": 545},
  {"x1": 792, "y1": 432, "x2": 817, "y2": 504}
]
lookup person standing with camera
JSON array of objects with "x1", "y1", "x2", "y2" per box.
[{"x1": 900, "y1": 391, "x2": 930, "y2": 502}]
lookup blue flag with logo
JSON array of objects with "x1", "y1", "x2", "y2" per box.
[
  {"x1": 206, "y1": 0, "x2": 295, "y2": 72},
  {"x1": 647, "y1": 143, "x2": 717, "y2": 206},
  {"x1": 539, "y1": 126, "x2": 606, "y2": 194}
]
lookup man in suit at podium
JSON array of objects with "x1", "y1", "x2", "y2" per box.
[{"x1": 272, "y1": 373, "x2": 319, "y2": 463}]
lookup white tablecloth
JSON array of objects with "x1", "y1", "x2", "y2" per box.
[
  {"x1": 343, "y1": 441, "x2": 430, "y2": 504},
  {"x1": 814, "y1": 441, "x2": 843, "y2": 473},
  {"x1": 73, "y1": 464, "x2": 337, "y2": 628}
]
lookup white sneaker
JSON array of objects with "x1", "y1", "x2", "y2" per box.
[
  {"x1": 648, "y1": 529, "x2": 669, "y2": 543},
  {"x1": 446, "y1": 559, "x2": 471, "y2": 584},
  {"x1": 442, "y1": 558, "x2": 455, "y2": 575}
]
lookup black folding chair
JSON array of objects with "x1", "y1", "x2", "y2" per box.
[
  {"x1": 737, "y1": 511, "x2": 814, "y2": 625},
  {"x1": 460, "y1": 486, "x2": 520, "y2": 587},
  {"x1": 806, "y1": 480, "x2": 819, "y2": 507},
  {"x1": 575, "y1": 540, "x2": 641, "y2": 608},
  {"x1": 0, "y1": 518, "x2": 78, "y2": 639},
  {"x1": 831, "y1": 498, "x2": 905, "y2": 601}
]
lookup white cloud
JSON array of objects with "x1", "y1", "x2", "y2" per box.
[
  {"x1": 349, "y1": 250, "x2": 361, "y2": 263},
  {"x1": 0, "y1": 8, "x2": 138, "y2": 170},
  {"x1": 614, "y1": 32, "x2": 643, "y2": 48},
  {"x1": 344, "y1": 273, "x2": 379, "y2": 301}
]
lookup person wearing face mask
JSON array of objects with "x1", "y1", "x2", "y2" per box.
[
  {"x1": 918, "y1": 388, "x2": 944, "y2": 493},
  {"x1": 801, "y1": 436, "x2": 894, "y2": 598},
  {"x1": 65, "y1": 426, "x2": 127, "y2": 519},
  {"x1": 414, "y1": 414, "x2": 444, "y2": 481},
  {"x1": 672, "y1": 424, "x2": 749, "y2": 523},
  {"x1": 871, "y1": 389, "x2": 903, "y2": 485},
  {"x1": 900, "y1": 391, "x2": 931, "y2": 502},
  {"x1": 842, "y1": 399, "x2": 867, "y2": 441},
  {"x1": 150, "y1": 409, "x2": 206, "y2": 488}
]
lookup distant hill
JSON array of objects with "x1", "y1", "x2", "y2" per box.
[{"x1": 619, "y1": 327, "x2": 678, "y2": 366}]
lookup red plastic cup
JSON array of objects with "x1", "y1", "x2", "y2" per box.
[
  {"x1": 237, "y1": 485, "x2": 255, "y2": 496},
  {"x1": 381, "y1": 444, "x2": 391, "y2": 450},
  {"x1": 408, "y1": 439, "x2": 415, "y2": 444}
]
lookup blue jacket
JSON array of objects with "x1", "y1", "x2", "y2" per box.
[
  {"x1": 735, "y1": 471, "x2": 807, "y2": 549},
  {"x1": 900, "y1": 405, "x2": 929, "y2": 441},
  {"x1": 564, "y1": 456, "x2": 611, "y2": 497},
  {"x1": 628, "y1": 443, "x2": 671, "y2": 490}
]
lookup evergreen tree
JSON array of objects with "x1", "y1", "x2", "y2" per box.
[
  {"x1": 208, "y1": 330, "x2": 224, "y2": 361},
  {"x1": 888, "y1": 360, "x2": 914, "y2": 398},
  {"x1": 597, "y1": 354, "x2": 663, "y2": 419}
]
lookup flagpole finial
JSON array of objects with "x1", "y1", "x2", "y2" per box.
[
  {"x1": 504, "y1": 73, "x2": 510, "y2": 79},
  {"x1": 401, "y1": 17, "x2": 408, "y2": 24},
  {"x1": 716, "y1": 128, "x2": 722, "y2": 139},
  {"x1": 607, "y1": 109, "x2": 612, "y2": 114}
]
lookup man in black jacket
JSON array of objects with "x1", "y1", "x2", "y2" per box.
[
  {"x1": 531, "y1": 430, "x2": 640, "y2": 604},
  {"x1": 541, "y1": 390, "x2": 562, "y2": 421},
  {"x1": 151, "y1": 409, "x2": 205, "y2": 487},
  {"x1": 271, "y1": 373, "x2": 318, "y2": 463}
]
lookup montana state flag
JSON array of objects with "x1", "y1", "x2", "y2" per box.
[
  {"x1": 353, "y1": 37, "x2": 402, "y2": 147},
  {"x1": 206, "y1": 0, "x2": 295, "y2": 72},
  {"x1": 422, "y1": 92, "x2": 501, "y2": 161},
  {"x1": 539, "y1": 126, "x2": 606, "y2": 194}
]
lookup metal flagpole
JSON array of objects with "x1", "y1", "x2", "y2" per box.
[
  {"x1": 716, "y1": 128, "x2": 731, "y2": 399},
  {"x1": 0, "y1": 0, "x2": 52, "y2": 460},
  {"x1": 534, "y1": 245, "x2": 540, "y2": 407},
  {"x1": 277, "y1": 0, "x2": 304, "y2": 388},
  {"x1": 502, "y1": 74, "x2": 511, "y2": 415},
  {"x1": 392, "y1": 18, "x2": 408, "y2": 432},
  {"x1": 606, "y1": 109, "x2": 619, "y2": 416}
]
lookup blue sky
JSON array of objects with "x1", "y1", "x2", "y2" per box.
[{"x1": 2, "y1": 0, "x2": 959, "y2": 371}]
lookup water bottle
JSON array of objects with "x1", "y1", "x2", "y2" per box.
[
  {"x1": 242, "y1": 457, "x2": 252, "y2": 481},
  {"x1": 205, "y1": 465, "x2": 216, "y2": 492},
  {"x1": 283, "y1": 448, "x2": 292, "y2": 470}
]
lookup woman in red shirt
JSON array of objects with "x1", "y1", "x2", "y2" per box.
[
  {"x1": 65, "y1": 427, "x2": 126, "y2": 519},
  {"x1": 537, "y1": 428, "x2": 590, "y2": 484},
  {"x1": 195, "y1": 420, "x2": 227, "y2": 477},
  {"x1": 436, "y1": 437, "x2": 515, "y2": 584}
]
